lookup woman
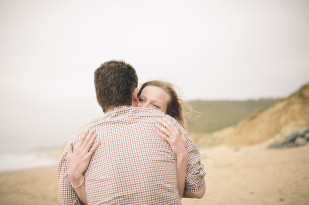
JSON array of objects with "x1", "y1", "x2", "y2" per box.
[{"x1": 67, "y1": 80, "x2": 195, "y2": 204}]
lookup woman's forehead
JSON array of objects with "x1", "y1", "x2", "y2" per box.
[{"x1": 141, "y1": 86, "x2": 170, "y2": 103}]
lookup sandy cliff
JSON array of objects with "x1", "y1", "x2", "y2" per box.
[{"x1": 211, "y1": 83, "x2": 309, "y2": 146}]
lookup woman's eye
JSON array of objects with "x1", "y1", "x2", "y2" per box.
[
  {"x1": 138, "y1": 98, "x2": 144, "y2": 102},
  {"x1": 153, "y1": 104, "x2": 160, "y2": 109}
]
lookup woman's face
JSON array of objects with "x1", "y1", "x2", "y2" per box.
[{"x1": 137, "y1": 86, "x2": 170, "y2": 113}]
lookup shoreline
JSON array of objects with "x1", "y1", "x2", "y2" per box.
[
  {"x1": 0, "y1": 164, "x2": 57, "y2": 174},
  {"x1": 0, "y1": 151, "x2": 60, "y2": 173}
]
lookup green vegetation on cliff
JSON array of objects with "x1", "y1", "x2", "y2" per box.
[{"x1": 184, "y1": 99, "x2": 278, "y2": 133}]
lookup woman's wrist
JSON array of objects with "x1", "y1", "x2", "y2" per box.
[
  {"x1": 71, "y1": 175, "x2": 85, "y2": 189},
  {"x1": 176, "y1": 152, "x2": 188, "y2": 161},
  {"x1": 68, "y1": 171, "x2": 84, "y2": 186}
]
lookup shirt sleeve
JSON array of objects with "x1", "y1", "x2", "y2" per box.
[
  {"x1": 57, "y1": 140, "x2": 83, "y2": 205},
  {"x1": 184, "y1": 136, "x2": 206, "y2": 193},
  {"x1": 164, "y1": 115, "x2": 206, "y2": 193}
]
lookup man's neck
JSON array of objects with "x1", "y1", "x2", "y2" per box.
[
  {"x1": 104, "y1": 106, "x2": 115, "y2": 113},
  {"x1": 104, "y1": 105, "x2": 133, "y2": 113}
]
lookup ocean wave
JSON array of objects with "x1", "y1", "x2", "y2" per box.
[{"x1": 0, "y1": 153, "x2": 58, "y2": 172}]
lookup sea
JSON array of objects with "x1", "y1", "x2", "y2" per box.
[
  {"x1": 0, "y1": 152, "x2": 59, "y2": 172},
  {"x1": 0, "y1": 116, "x2": 102, "y2": 172}
]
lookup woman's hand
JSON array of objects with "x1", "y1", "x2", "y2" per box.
[
  {"x1": 156, "y1": 118, "x2": 187, "y2": 157},
  {"x1": 66, "y1": 130, "x2": 100, "y2": 186}
]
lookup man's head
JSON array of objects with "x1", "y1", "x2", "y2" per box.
[{"x1": 94, "y1": 60, "x2": 138, "y2": 112}]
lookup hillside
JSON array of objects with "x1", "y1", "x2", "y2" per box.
[
  {"x1": 210, "y1": 83, "x2": 309, "y2": 146},
  {"x1": 184, "y1": 99, "x2": 278, "y2": 133}
]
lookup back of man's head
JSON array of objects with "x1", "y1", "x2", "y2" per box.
[{"x1": 94, "y1": 60, "x2": 138, "y2": 112}]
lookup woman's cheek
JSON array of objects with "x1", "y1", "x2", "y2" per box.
[{"x1": 137, "y1": 102, "x2": 143, "y2": 107}]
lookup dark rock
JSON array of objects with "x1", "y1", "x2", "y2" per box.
[
  {"x1": 298, "y1": 126, "x2": 309, "y2": 136},
  {"x1": 268, "y1": 126, "x2": 309, "y2": 149},
  {"x1": 281, "y1": 142, "x2": 299, "y2": 148},
  {"x1": 295, "y1": 137, "x2": 307, "y2": 146},
  {"x1": 305, "y1": 133, "x2": 309, "y2": 141},
  {"x1": 268, "y1": 141, "x2": 297, "y2": 149},
  {"x1": 282, "y1": 132, "x2": 298, "y2": 143}
]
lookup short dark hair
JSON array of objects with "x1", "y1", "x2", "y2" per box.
[{"x1": 94, "y1": 60, "x2": 138, "y2": 112}]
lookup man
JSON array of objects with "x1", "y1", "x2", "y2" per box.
[{"x1": 58, "y1": 60, "x2": 205, "y2": 204}]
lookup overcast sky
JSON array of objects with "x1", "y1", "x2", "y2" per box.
[{"x1": 1, "y1": 0, "x2": 308, "y2": 152}]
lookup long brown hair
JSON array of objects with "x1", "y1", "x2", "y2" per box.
[{"x1": 138, "y1": 80, "x2": 185, "y2": 128}]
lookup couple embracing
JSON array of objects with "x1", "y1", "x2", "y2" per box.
[{"x1": 57, "y1": 60, "x2": 206, "y2": 204}]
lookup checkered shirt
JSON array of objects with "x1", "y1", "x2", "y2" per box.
[{"x1": 58, "y1": 106, "x2": 205, "y2": 204}]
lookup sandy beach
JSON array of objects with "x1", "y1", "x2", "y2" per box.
[
  {"x1": 1, "y1": 145, "x2": 308, "y2": 205},
  {"x1": 0, "y1": 166, "x2": 57, "y2": 205},
  {"x1": 183, "y1": 145, "x2": 309, "y2": 205}
]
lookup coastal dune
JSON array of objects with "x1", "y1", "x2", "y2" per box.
[{"x1": 1, "y1": 145, "x2": 308, "y2": 205}]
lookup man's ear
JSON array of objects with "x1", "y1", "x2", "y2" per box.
[{"x1": 132, "y1": 87, "x2": 138, "y2": 106}]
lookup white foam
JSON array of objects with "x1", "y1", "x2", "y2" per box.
[{"x1": 0, "y1": 153, "x2": 58, "y2": 172}]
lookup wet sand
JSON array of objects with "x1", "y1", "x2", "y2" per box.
[{"x1": 1, "y1": 145, "x2": 308, "y2": 205}]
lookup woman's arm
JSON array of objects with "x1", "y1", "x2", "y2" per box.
[
  {"x1": 66, "y1": 130, "x2": 100, "y2": 205},
  {"x1": 156, "y1": 118, "x2": 188, "y2": 198},
  {"x1": 175, "y1": 150, "x2": 188, "y2": 198}
]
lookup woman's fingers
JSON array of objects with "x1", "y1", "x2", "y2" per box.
[
  {"x1": 66, "y1": 143, "x2": 73, "y2": 161},
  {"x1": 162, "y1": 118, "x2": 175, "y2": 129},
  {"x1": 157, "y1": 118, "x2": 184, "y2": 141},
  {"x1": 157, "y1": 118, "x2": 170, "y2": 130},
  {"x1": 82, "y1": 130, "x2": 95, "y2": 149},
  {"x1": 157, "y1": 118, "x2": 175, "y2": 132},
  {"x1": 157, "y1": 131, "x2": 170, "y2": 142},
  {"x1": 79, "y1": 130, "x2": 89, "y2": 147},
  {"x1": 67, "y1": 143, "x2": 73, "y2": 154},
  {"x1": 65, "y1": 142, "x2": 73, "y2": 161},
  {"x1": 85, "y1": 133, "x2": 98, "y2": 152},
  {"x1": 155, "y1": 124, "x2": 170, "y2": 137},
  {"x1": 179, "y1": 128, "x2": 186, "y2": 142},
  {"x1": 88, "y1": 142, "x2": 100, "y2": 157},
  {"x1": 160, "y1": 118, "x2": 178, "y2": 134}
]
